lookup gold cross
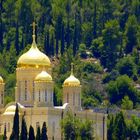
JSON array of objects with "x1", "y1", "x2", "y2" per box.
[
  {"x1": 71, "y1": 63, "x2": 74, "y2": 75},
  {"x1": 30, "y1": 22, "x2": 37, "y2": 35}
]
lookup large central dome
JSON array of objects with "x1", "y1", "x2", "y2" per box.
[{"x1": 17, "y1": 35, "x2": 51, "y2": 68}]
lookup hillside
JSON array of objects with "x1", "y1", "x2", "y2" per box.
[{"x1": 0, "y1": 0, "x2": 140, "y2": 109}]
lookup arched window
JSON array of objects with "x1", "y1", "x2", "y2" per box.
[
  {"x1": 39, "y1": 90, "x2": 41, "y2": 102},
  {"x1": 79, "y1": 94, "x2": 80, "y2": 105},
  {"x1": 33, "y1": 82, "x2": 35, "y2": 100},
  {"x1": 25, "y1": 80, "x2": 27, "y2": 100},
  {"x1": 73, "y1": 93, "x2": 75, "y2": 105},
  {"x1": 67, "y1": 93, "x2": 69, "y2": 103},
  {"x1": 45, "y1": 90, "x2": 47, "y2": 102}
]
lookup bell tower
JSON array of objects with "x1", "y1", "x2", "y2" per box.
[{"x1": 63, "y1": 64, "x2": 81, "y2": 111}]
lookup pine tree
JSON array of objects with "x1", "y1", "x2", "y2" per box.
[
  {"x1": 3, "y1": 125, "x2": 7, "y2": 140},
  {"x1": 36, "y1": 126, "x2": 41, "y2": 140},
  {"x1": 10, "y1": 103, "x2": 19, "y2": 140},
  {"x1": 41, "y1": 122, "x2": 48, "y2": 140},
  {"x1": 20, "y1": 116, "x2": 27, "y2": 140},
  {"x1": 28, "y1": 125, "x2": 35, "y2": 140}
]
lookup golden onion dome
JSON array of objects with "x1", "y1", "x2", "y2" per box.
[
  {"x1": 63, "y1": 63, "x2": 80, "y2": 87},
  {"x1": 63, "y1": 74, "x2": 80, "y2": 86},
  {"x1": 0, "y1": 76, "x2": 4, "y2": 83},
  {"x1": 17, "y1": 22, "x2": 51, "y2": 68},
  {"x1": 35, "y1": 71, "x2": 52, "y2": 82}
]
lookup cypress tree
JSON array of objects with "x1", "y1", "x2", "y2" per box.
[
  {"x1": 3, "y1": 125, "x2": 7, "y2": 140},
  {"x1": 50, "y1": 34, "x2": 54, "y2": 56},
  {"x1": 20, "y1": 116, "x2": 27, "y2": 140},
  {"x1": 28, "y1": 125, "x2": 35, "y2": 140},
  {"x1": 15, "y1": 21, "x2": 19, "y2": 55},
  {"x1": 73, "y1": 14, "x2": 78, "y2": 56},
  {"x1": 36, "y1": 126, "x2": 41, "y2": 140},
  {"x1": 41, "y1": 122, "x2": 48, "y2": 140},
  {"x1": 93, "y1": 0, "x2": 97, "y2": 39},
  {"x1": 61, "y1": 22, "x2": 65, "y2": 55},
  {"x1": 47, "y1": 31, "x2": 50, "y2": 55},
  {"x1": 56, "y1": 38, "x2": 59, "y2": 57},
  {"x1": 66, "y1": 0, "x2": 71, "y2": 48},
  {"x1": 44, "y1": 31, "x2": 50, "y2": 56},
  {"x1": 10, "y1": 103, "x2": 19, "y2": 140}
]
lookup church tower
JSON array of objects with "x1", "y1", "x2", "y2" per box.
[
  {"x1": 34, "y1": 70, "x2": 54, "y2": 107},
  {"x1": 0, "y1": 76, "x2": 4, "y2": 108},
  {"x1": 15, "y1": 22, "x2": 51, "y2": 106},
  {"x1": 63, "y1": 64, "x2": 81, "y2": 111}
]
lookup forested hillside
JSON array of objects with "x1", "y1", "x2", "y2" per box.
[{"x1": 0, "y1": 0, "x2": 140, "y2": 108}]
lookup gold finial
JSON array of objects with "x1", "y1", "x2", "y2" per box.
[
  {"x1": 30, "y1": 21, "x2": 37, "y2": 35},
  {"x1": 30, "y1": 22, "x2": 37, "y2": 43},
  {"x1": 71, "y1": 63, "x2": 74, "y2": 75}
]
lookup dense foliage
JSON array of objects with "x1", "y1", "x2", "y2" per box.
[
  {"x1": 0, "y1": 0, "x2": 140, "y2": 108},
  {"x1": 108, "y1": 111, "x2": 140, "y2": 140},
  {"x1": 61, "y1": 111, "x2": 94, "y2": 140}
]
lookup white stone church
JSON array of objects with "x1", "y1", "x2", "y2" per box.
[{"x1": 0, "y1": 23, "x2": 107, "y2": 140}]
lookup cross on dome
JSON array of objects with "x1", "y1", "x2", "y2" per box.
[
  {"x1": 30, "y1": 21, "x2": 37, "y2": 35},
  {"x1": 30, "y1": 22, "x2": 37, "y2": 43},
  {"x1": 71, "y1": 63, "x2": 74, "y2": 75}
]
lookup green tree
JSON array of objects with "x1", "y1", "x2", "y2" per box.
[
  {"x1": 36, "y1": 126, "x2": 41, "y2": 140},
  {"x1": 62, "y1": 112, "x2": 76, "y2": 140},
  {"x1": 61, "y1": 22, "x2": 65, "y2": 55},
  {"x1": 115, "y1": 111, "x2": 127, "y2": 139},
  {"x1": 107, "y1": 75, "x2": 139, "y2": 105},
  {"x1": 20, "y1": 116, "x2": 27, "y2": 140},
  {"x1": 28, "y1": 125, "x2": 35, "y2": 140},
  {"x1": 10, "y1": 103, "x2": 19, "y2": 140},
  {"x1": 127, "y1": 115, "x2": 140, "y2": 139},
  {"x1": 121, "y1": 96, "x2": 133, "y2": 110},
  {"x1": 107, "y1": 115, "x2": 115, "y2": 140},
  {"x1": 124, "y1": 15, "x2": 138, "y2": 54},
  {"x1": 79, "y1": 119, "x2": 93, "y2": 140},
  {"x1": 41, "y1": 122, "x2": 48, "y2": 140},
  {"x1": 100, "y1": 20, "x2": 121, "y2": 70},
  {"x1": 116, "y1": 56, "x2": 136, "y2": 77},
  {"x1": 108, "y1": 111, "x2": 127, "y2": 140},
  {"x1": 61, "y1": 111, "x2": 94, "y2": 140}
]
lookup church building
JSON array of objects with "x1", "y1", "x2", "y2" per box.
[{"x1": 0, "y1": 22, "x2": 107, "y2": 140}]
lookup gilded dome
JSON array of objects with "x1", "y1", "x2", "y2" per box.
[
  {"x1": 17, "y1": 35, "x2": 51, "y2": 68},
  {"x1": 3, "y1": 103, "x2": 24, "y2": 115},
  {"x1": 0, "y1": 76, "x2": 4, "y2": 83},
  {"x1": 35, "y1": 71, "x2": 52, "y2": 82},
  {"x1": 63, "y1": 74, "x2": 80, "y2": 86},
  {"x1": 63, "y1": 63, "x2": 80, "y2": 87}
]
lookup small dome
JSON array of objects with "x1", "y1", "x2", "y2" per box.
[
  {"x1": 35, "y1": 71, "x2": 52, "y2": 82},
  {"x1": 17, "y1": 35, "x2": 51, "y2": 68},
  {"x1": 3, "y1": 103, "x2": 24, "y2": 115},
  {"x1": 5, "y1": 105, "x2": 16, "y2": 113},
  {"x1": 63, "y1": 74, "x2": 80, "y2": 86},
  {"x1": 0, "y1": 76, "x2": 4, "y2": 83}
]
